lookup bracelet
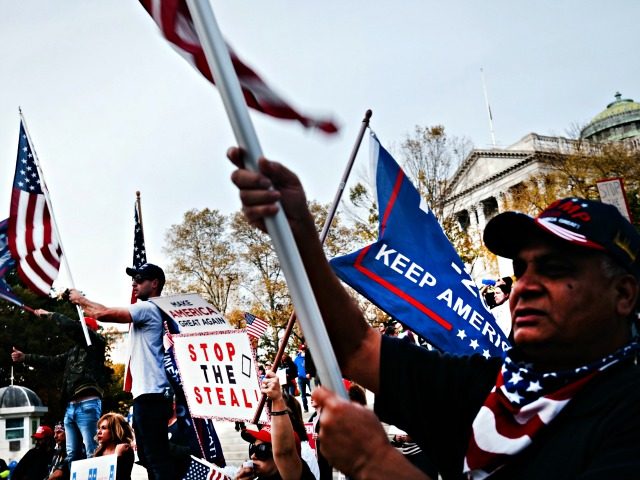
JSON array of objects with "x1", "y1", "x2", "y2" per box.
[{"x1": 270, "y1": 409, "x2": 290, "y2": 416}]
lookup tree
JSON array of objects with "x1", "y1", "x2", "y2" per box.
[
  {"x1": 502, "y1": 141, "x2": 640, "y2": 225},
  {"x1": 164, "y1": 208, "x2": 239, "y2": 315},
  {"x1": 400, "y1": 125, "x2": 473, "y2": 220},
  {"x1": 230, "y1": 212, "x2": 291, "y2": 359},
  {"x1": 0, "y1": 272, "x2": 124, "y2": 423}
]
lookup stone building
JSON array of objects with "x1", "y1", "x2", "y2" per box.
[
  {"x1": 0, "y1": 384, "x2": 48, "y2": 463},
  {"x1": 444, "y1": 92, "x2": 640, "y2": 279}
]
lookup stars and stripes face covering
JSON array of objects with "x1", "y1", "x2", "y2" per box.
[{"x1": 463, "y1": 340, "x2": 640, "y2": 480}]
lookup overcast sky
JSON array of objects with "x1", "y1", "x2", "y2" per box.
[{"x1": 1, "y1": 1, "x2": 638, "y2": 309}]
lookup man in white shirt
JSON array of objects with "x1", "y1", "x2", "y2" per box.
[{"x1": 69, "y1": 263, "x2": 174, "y2": 480}]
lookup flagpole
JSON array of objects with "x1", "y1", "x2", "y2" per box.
[
  {"x1": 480, "y1": 68, "x2": 497, "y2": 147},
  {"x1": 185, "y1": 0, "x2": 346, "y2": 399},
  {"x1": 135, "y1": 191, "x2": 145, "y2": 239},
  {"x1": 251, "y1": 109, "x2": 372, "y2": 423},
  {"x1": 0, "y1": 294, "x2": 36, "y2": 314},
  {"x1": 18, "y1": 110, "x2": 92, "y2": 346}
]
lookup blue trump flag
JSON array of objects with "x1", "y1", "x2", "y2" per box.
[
  {"x1": 0, "y1": 218, "x2": 24, "y2": 307},
  {"x1": 330, "y1": 135, "x2": 510, "y2": 357}
]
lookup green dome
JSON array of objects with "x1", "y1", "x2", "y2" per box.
[{"x1": 581, "y1": 92, "x2": 640, "y2": 141}]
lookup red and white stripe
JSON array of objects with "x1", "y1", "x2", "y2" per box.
[
  {"x1": 463, "y1": 372, "x2": 595, "y2": 479},
  {"x1": 9, "y1": 184, "x2": 61, "y2": 296},
  {"x1": 139, "y1": 0, "x2": 338, "y2": 134}
]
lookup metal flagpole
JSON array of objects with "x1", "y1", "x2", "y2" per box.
[
  {"x1": 480, "y1": 68, "x2": 497, "y2": 147},
  {"x1": 18, "y1": 109, "x2": 92, "y2": 346},
  {"x1": 251, "y1": 109, "x2": 373, "y2": 423},
  {"x1": 185, "y1": 0, "x2": 346, "y2": 399}
]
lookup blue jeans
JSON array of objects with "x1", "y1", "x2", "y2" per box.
[
  {"x1": 297, "y1": 376, "x2": 310, "y2": 411},
  {"x1": 133, "y1": 394, "x2": 174, "y2": 480},
  {"x1": 64, "y1": 397, "x2": 101, "y2": 461}
]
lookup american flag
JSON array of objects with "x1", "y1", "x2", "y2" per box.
[
  {"x1": 244, "y1": 312, "x2": 269, "y2": 339},
  {"x1": 183, "y1": 456, "x2": 230, "y2": 480},
  {"x1": 133, "y1": 200, "x2": 147, "y2": 269},
  {"x1": 130, "y1": 197, "x2": 147, "y2": 304},
  {"x1": 8, "y1": 121, "x2": 62, "y2": 296},
  {"x1": 138, "y1": 0, "x2": 338, "y2": 134},
  {"x1": 463, "y1": 341, "x2": 639, "y2": 479},
  {"x1": 125, "y1": 196, "x2": 148, "y2": 391}
]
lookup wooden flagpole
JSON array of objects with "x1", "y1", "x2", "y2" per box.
[
  {"x1": 185, "y1": 0, "x2": 347, "y2": 399},
  {"x1": 18, "y1": 109, "x2": 91, "y2": 345}
]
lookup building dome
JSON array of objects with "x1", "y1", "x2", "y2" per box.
[
  {"x1": 580, "y1": 92, "x2": 640, "y2": 142},
  {"x1": 0, "y1": 385, "x2": 43, "y2": 408}
]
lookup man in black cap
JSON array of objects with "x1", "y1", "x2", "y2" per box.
[
  {"x1": 69, "y1": 263, "x2": 174, "y2": 480},
  {"x1": 228, "y1": 147, "x2": 640, "y2": 479}
]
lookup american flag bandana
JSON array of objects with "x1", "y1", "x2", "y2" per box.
[{"x1": 464, "y1": 340, "x2": 640, "y2": 479}]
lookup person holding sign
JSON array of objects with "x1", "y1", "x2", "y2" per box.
[
  {"x1": 69, "y1": 263, "x2": 174, "y2": 480},
  {"x1": 93, "y1": 413, "x2": 135, "y2": 480},
  {"x1": 236, "y1": 371, "x2": 315, "y2": 480},
  {"x1": 228, "y1": 147, "x2": 640, "y2": 479}
]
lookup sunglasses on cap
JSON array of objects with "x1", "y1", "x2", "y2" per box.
[{"x1": 249, "y1": 442, "x2": 272, "y2": 461}]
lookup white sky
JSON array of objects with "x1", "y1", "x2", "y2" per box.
[{"x1": 1, "y1": 1, "x2": 639, "y2": 308}]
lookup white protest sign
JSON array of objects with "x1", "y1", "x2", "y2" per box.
[
  {"x1": 173, "y1": 330, "x2": 268, "y2": 424},
  {"x1": 70, "y1": 454, "x2": 117, "y2": 480},
  {"x1": 597, "y1": 177, "x2": 631, "y2": 221},
  {"x1": 151, "y1": 293, "x2": 228, "y2": 333},
  {"x1": 275, "y1": 368, "x2": 287, "y2": 387}
]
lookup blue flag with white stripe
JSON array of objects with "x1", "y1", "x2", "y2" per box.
[{"x1": 330, "y1": 134, "x2": 510, "y2": 357}]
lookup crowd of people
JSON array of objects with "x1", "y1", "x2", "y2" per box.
[
  {"x1": 227, "y1": 146, "x2": 640, "y2": 478},
  {"x1": 6, "y1": 147, "x2": 640, "y2": 480}
]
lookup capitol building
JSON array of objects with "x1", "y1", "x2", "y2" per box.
[{"x1": 444, "y1": 92, "x2": 640, "y2": 278}]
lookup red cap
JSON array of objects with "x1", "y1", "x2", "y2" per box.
[
  {"x1": 33, "y1": 425, "x2": 53, "y2": 439},
  {"x1": 241, "y1": 426, "x2": 301, "y2": 456}
]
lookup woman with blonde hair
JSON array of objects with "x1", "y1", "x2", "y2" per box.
[{"x1": 93, "y1": 413, "x2": 135, "y2": 480}]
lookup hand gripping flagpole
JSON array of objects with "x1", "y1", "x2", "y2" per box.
[
  {"x1": 251, "y1": 109, "x2": 372, "y2": 423},
  {"x1": 19, "y1": 109, "x2": 92, "y2": 346},
  {"x1": 185, "y1": 0, "x2": 346, "y2": 399}
]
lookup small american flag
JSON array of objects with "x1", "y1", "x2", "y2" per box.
[
  {"x1": 138, "y1": 0, "x2": 338, "y2": 134},
  {"x1": 183, "y1": 456, "x2": 230, "y2": 480},
  {"x1": 8, "y1": 121, "x2": 62, "y2": 296},
  {"x1": 244, "y1": 312, "x2": 269, "y2": 339}
]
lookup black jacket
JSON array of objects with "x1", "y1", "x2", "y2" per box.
[{"x1": 25, "y1": 313, "x2": 107, "y2": 404}]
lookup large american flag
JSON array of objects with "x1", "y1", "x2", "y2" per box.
[
  {"x1": 138, "y1": 0, "x2": 338, "y2": 134},
  {"x1": 8, "y1": 121, "x2": 62, "y2": 296},
  {"x1": 244, "y1": 312, "x2": 269, "y2": 339}
]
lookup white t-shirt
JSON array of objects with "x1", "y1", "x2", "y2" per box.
[{"x1": 128, "y1": 301, "x2": 171, "y2": 399}]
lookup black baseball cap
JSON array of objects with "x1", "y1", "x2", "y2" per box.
[
  {"x1": 484, "y1": 197, "x2": 640, "y2": 278},
  {"x1": 125, "y1": 263, "x2": 165, "y2": 284}
]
